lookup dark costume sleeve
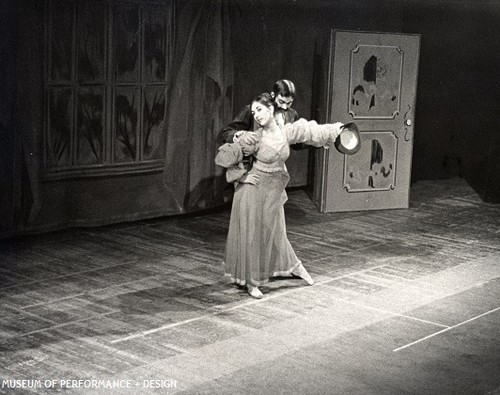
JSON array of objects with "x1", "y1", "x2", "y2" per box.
[
  {"x1": 219, "y1": 105, "x2": 254, "y2": 143},
  {"x1": 289, "y1": 108, "x2": 299, "y2": 123},
  {"x1": 287, "y1": 108, "x2": 306, "y2": 151}
]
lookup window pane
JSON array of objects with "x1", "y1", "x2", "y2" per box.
[
  {"x1": 143, "y1": 86, "x2": 166, "y2": 160},
  {"x1": 47, "y1": 88, "x2": 73, "y2": 167},
  {"x1": 143, "y1": 7, "x2": 167, "y2": 82},
  {"x1": 76, "y1": 87, "x2": 104, "y2": 165},
  {"x1": 49, "y1": 1, "x2": 73, "y2": 82},
  {"x1": 113, "y1": 4, "x2": 139, "y2": 83},
  {"x1": 77, "y1": 2, "x2": 105, "y2": 83},
  {"x1": 45, "y1": 1, "x2": 171, "y2": 175},
  {"x1": 114, "y1": 87, "x2": 139, "y2": 163}
]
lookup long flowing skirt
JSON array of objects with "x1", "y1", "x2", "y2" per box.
[{"x1": 223, "y1": 168, "x2": 301, "y2": 286}]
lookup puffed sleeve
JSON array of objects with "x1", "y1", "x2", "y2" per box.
[
  {"x1": 215, "y1": 143, "x2": 244, "y2": 168},
  {"x1": 284, "y1": 118, "x2": 344, "y2": 147},
  {"x1": 225, "y1": 163, "x2": 247, "y2": 183}
]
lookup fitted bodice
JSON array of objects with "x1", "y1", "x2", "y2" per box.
[
  {"x1": 253, "y1": 127, "x2": 290, "y2": 173},
  {"x1": 240, "y1": 118, "x2": 342, "y2": 173}
]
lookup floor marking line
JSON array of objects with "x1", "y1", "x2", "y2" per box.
[
  {"x1": 393, "y1": 306, "x2": 500, "y2": 352},
  {"x1": 0, "y1": 260, "x2": 139, "y2": 292},
  {"x1": 17, "y1": 311, "x2": 118, "y2": 338},
  {"x1": 330, "y1": 297, "x2": 451, "y2": 329},
  {"x1": 351, "y1": 272, "x2": 442, "y2": 294},
  {"x1": 110, "y1": 263, "x2": 389, "y2": 344},
  {"x1": 110, "y1": 313, "x2": 215, "y2": 343},
  {"x1": 164, "y1": 343, "x2": 190, "y2": 354},
  {"x1": 364, "y1": 269, "x2": 447, "y2": 291}
]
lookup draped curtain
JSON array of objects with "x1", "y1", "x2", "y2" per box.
[
  {"x1": 0, "y1": 0, "x2": 43, "y2": 237},
  {"x1": 164, "y1": 0, "x2": 235, "y2": 212},
  {"x1": 1, "y1": 0, "x2": 235, "y2": 238}
]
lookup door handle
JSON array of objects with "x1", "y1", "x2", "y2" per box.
[{"x1": 403, "y1": 105, "x2": 412, "y2": 141}]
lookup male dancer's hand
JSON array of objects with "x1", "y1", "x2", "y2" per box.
[{"x1": 241, "y1": 132, "x2": 259, "y2": 146}]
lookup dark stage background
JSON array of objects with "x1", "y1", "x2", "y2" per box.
[{"x1": 1, "y1": 0, "x2": 499, "y2": 238}]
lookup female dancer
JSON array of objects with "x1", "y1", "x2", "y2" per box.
[{"x1": 216, "y1": 93, "x2": 344, "y2": 299}]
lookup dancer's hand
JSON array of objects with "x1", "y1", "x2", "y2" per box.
[
  {"x1": 241, "y1": 132, "x2": 259, "y2": 145},
  {"x1": 241, "y1": 145, "x2": 256, "y2": 156},
  {"x1": 240, "y1": 174, "x2": 260, "y2": 185},
  {"x1": 333, "y1": 122, "x2": 344, "y2": 135}
]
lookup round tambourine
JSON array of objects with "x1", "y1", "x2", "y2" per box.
[{"x1": 335, "y1": 122, "x2": 361, "y2": 155}]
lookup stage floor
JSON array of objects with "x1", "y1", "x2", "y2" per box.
[{"x1": 1, "y1": 178, "x2": 499, "y2": 394}]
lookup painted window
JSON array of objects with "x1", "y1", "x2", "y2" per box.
[{"x1": 44, "y1": 0, "x2": 173, "y2": 179}]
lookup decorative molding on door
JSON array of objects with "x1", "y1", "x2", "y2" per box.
[
  {"x1": 348, "y1": 45, "x2": 404, "y2": 120},
  {"x1": 342, "y1": 130, "x2": 398, "y2": 192}
]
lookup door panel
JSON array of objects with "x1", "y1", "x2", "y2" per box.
[{"x1": 314, "y1": 30, "x2": 420, "y2": 212}]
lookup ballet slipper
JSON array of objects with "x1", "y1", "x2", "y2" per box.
[
  {"x1": 292, "y1": 263, "x2": 314, "y2": 285},
  {"x1": 247, "y1": 285, "x2": 263, "y2": 299}
]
